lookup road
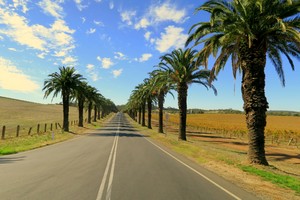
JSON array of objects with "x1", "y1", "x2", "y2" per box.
[{"x1": 0, "y1": 113, "x2": 258, "y2": 200}]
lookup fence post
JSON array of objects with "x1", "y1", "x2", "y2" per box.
[
  {"x1": 2, "y1": 126, "x2": 5, "y2": 140},
  {"x1": 44, "y1": 124, "x2": 47, "y2": 132},
  {"x1": 16, "y1": 125, "x2": 20, "y2": 137},
  {"x1": 37, "y1": 124, "x2": 40, "y2": 134},
  {"x1": 50, "y1": 123, "x2": 53, "y2": 131},
  {"x1": 28, "y1": 127, "x2": 32, "y2": 135}
]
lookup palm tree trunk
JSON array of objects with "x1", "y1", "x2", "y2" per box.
[
  {"x1": 241, "y1": 42, "x2": 269, "y2": 165},
  {"x1": 178, "y1": 82, "x2": 187, "y2": 141},
  {"x1": 147, "y1": 98, "x2": 152, "y2": 129},
  {"x1": 93, "y1": 105, "x2": 97, "y2": 122},
  {"x1": 62, "y1": 93, "x2": 69, "y2": 132},
  {"x1": 142, "y1": 102, "x2": 146, "y2": 126},
  {"x1": 78, "y1": 98, "x2": 84, "y2": 127},
  {"x1": 88, "y1": 102, "x2": 92, "y2": 123},
  {"x1": 158, "y1": 91, "x2": 164, "y2": 133},
  {"x1": 138, "y1": 107, "x2": 141, "y2": 124},
  {"x1": 97, "y1": 107, "x2": 101, "y2": 120}
]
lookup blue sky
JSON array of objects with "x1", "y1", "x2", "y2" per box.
[{"x1": 0, "y1": 0, "x2": 299, "y2": 111}]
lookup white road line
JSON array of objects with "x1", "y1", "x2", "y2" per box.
[
  {"x1": 96, "y1": 114, "x2": 120, "y2": 200},
  {"x1": 144, "y1": 137, "x2": 242, "y2": 200}
]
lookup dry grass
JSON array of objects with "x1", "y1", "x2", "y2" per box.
[
  {"x1": 0, "y1": 97, "x2": 83, "y2": 138},
  {"x1": 152, "y1": 112, "x2": 300, "y2": 146}
]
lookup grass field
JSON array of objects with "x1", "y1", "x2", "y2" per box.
[
  {"x1": 0, "y1": 96, "x2": 82, "y2": 138},
  {"x1": 152, "y1": 112, "x2": 300, "y2": 146}
]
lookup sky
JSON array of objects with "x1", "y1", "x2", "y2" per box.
[{"x1": 0, "y1": 0, "x2": 300, "y2": 111}]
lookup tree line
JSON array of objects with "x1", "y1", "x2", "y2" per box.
[
  {"x1": 125, "y1": 0, "x2": 300, "y2": 166},
  {"x1": 43, "y1": 66, "x2": 118, "y2": 132}
]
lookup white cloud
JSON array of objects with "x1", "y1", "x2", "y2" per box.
[
  {"x1": 97, "y1": 57, "x2": 114, "y2": 69},
  {"x1": 136, "y1": 53, "x2": 152, "y2": 62},
  {"x1": 86, "y1": 64, "x2": 99, "y2": 81},
  {"x1": 0, "y1": 9, "x2": 46, "y2": 51},
  {"x1": 155, "y1": 25, "x2": 188, "y2": 53},
  {"x1": 131, "y1": 2, "x2": 187, "y2": 29},
  {"x1": 86, "y1": 28, "x2": 96, "y2": 34},
  {"x1": 0, "y1": 35, "x2": 3, "y2": 40},
  {"x1": 0, "y1": 57, "x2": 39, "y2": 92},
  {"x1": 114, "y1": 52, "x2": 126, "y2": 60},
  {"x1": 120, "y1": 10, "x2": 136, "y2": 26},
  {"x1": 54, "y1": 50, "x2": 67, "y2": 57},
  {"x1": 94, "y1": 20, "x2": 104, "y2": 26},
  {"x1": 150, "y1": 2, "x2": 186, "y2": 23},
  {"x1": 13, "y1": 0, "x2": 29, "y2": 13},
  {"x1": 109, "y1": 1, "x2": 114, "y2": 9},
  {"x1": 134, "y1": 18, "x2": 150, "y2": 30},
  {"x1": 144, "y1": 31, "x2": 151, "y2": 41},
  {"x1": 81, "y1": 17, "x2": 86, "y2": 23},
  {"x1": 112, "y1": 69, "x2": 123, "y2": 78},
  {"x1": 0, "y1": 0, "x2": 4, "y2": 5},
  {"x1": 74, "y1": 0, "x2": 88, "y2": 11},
  {"x1": 38, "y1": 0, "x2": 64, "y2": 19},
  {"x1": 37, "y1": 52, "x2": 46, "y2": 59},
  {"x1": 8, "y1": 47, "x2": 17, "y2": 51},
  {"x1": 62, "y1": 56, "x2": 77, "y2": 65},
  {"x1": 95, "y1": 0, "x2": 102, "y2": 2}
]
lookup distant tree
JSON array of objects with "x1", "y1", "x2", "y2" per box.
[{"x1": 43, "y1": 66, "x2": 85, "y2": 132}]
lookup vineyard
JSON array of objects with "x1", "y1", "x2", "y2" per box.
[{"x1": 152, "y1": 113, "x2": 300, "y2": 147}]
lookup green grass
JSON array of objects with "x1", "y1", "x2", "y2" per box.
[{"x1": 0, "y1": 131, "x2": 74, "y2": 155}]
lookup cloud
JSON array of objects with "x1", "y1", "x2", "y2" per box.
[
  {"x1": 155, "y1": 25, "x2": 188, "y2": 53},
  {"x1": 62, "y1": 56, "x2": 77, "y2": 65},
  {"x1": 81, "y1": 17, "x2": 86, "y2": 23},
  {"x1": 8, "y1": 47, "x2": 17, "y2": 51},
  {"x1": 0, "y1": 57, "x2": 39, "y2": 92},
  {"x1": 97, "y1": 57, "x2": 114, "y2": 69},
  {"x1": 37, "y1": 52, "x2": 46, "y2": 59},
  {"x1": 149, "y1": 2, "x2": 187, "y2": 23},
  {"x1": 12, "y1": 0, "x2": 29, "y2": 13},
  {"x1": 144, "y1": 31, "x2": 151, "y2": 41},
  {"x1": 109, "y1": 1, "x2": 114, "y2": 9},
  {"x1": 112, "y1": 69, "x2": 123, "y2": 78},
  {"x1": 86, "y1": 64, "x2": 100, "y2": 81},
  {"x1": 134, "y1": 18, "x2": 150, "y2": 30},
  {"x1": 94, "y1": 20, "x2": 104, "y2": 26},
  {"x1": 130, "y1": 2, "x2": 187, "y2": 29},
  {"x1": 95, "y1": 0, "x2": 102, "y2": 2},
  {"x1": 120, "y1": 10, "x2": 136, "y2": 26},
  {"x1": 38, "y1": 0, "x2": 64, "y2": 19},
  {"x1": 74, "y1": 0, "x2": 88, "y2": 11},
  {"x1": 0, "y1": 35, "x2": 3, "y2": 40},
  {"x1": 0, "y1": 0, "x2": 4, "y2": 5},
  {"x1": 86, "y1": 28, "x2": 96, "y2": 34},
  {"x1": 135, "y1": 53, "x2": 152, "y2": 62},
  {"x1": 114, "y1": 52, "x2": 126, "y2": 60}
]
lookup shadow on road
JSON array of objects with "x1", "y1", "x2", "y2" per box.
[{"x1": 0, "y1": 156, "x2": 25, "y2": 164}]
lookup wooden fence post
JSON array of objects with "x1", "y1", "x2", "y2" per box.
[
  {"x1": 50, "y1": 123, "x2": 53, "y2": 131},
  {"x1": 44, "y1": 124, "x2": 47, "y2": 132},
  {"x1": 16, "y1": 125, "x2": 20, "y2": 137},
  {"x1": 2, "y1": 126, "x2": 5, "y2": 140},
  {"x1": 37, "y1": 124, "x2": 40, "y2": 134},
  {"x1": 28, "y1": 127, "x2": 32, "y2": 135}
]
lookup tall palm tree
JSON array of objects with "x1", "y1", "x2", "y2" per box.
[
  {"x1": 43, "y1": 66, "x2": 85, "y2": 132},
  {"x1": 76, "y1": 81, "x2": 88, "y2": 127},
  {"x1": 85, "y1": 86, "x2": 98, "y2": 124},
  {"x1": 150, "y1": 68, "x2": 174, "y2": 133},
  {"x1": 186, "y1": 0, "x2": 300, "y2": 165},
  {"x1": 159, "y1": 48, "x2": 216, "y2": 141}
]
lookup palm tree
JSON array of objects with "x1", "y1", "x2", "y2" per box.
[
  {"x1": 150, "y1": 68, "x2": 174, "y2": 133},
  {"x1": 43, "y1": 66, "x2": 85, "y2": 132},
  {"x1": 159, "y1": 48, "x2": 216, "y2": 141},
  {"x1": 186, "y1": 0, "x2": 300, "y2": 165},
  {"x1": 85, "y1": 86, "x2": 98, "y2": 124},
  {"x1": 76, "y1": 81, "x2": 88, "y2": 127}
]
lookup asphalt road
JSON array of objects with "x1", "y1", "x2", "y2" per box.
[{"x1": 0, "y1": 113, "x2": 258, "y2": 200}]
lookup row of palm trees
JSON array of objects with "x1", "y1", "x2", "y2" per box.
[
  {"x1": 43, "y1": 66, "x2": 118, "y2": 132},
  {"x1": 126, "y1": 0, "x2": 300, "y2": 166}
]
